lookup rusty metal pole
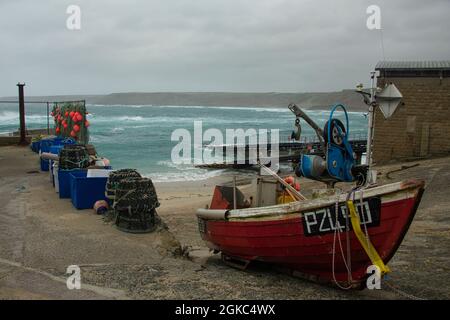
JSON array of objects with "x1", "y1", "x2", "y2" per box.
[{"x1": 17, "y1": 83, "x2": 27, "y2": 145}]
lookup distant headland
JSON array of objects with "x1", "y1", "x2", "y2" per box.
[{"x1": 0, "y1": 90, "x2": 367, "y2": 111}]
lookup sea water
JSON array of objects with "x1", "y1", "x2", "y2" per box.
[{"x1": 0, "y1": 104, "x2": 367, "y2": 182}]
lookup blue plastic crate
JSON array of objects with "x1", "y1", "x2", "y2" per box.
[
  {"x1": 41, "y1": 139, "x2": 73, "y2": 172},
  {"x1": 53, "y1": 137, "x2": 76, "y2": 146},
  {"x1": 58, "y1": 169, "x2": 84, "y2": 198},
  {"x1": 40, "y1": 139, "x2": 57, "y2": 172},
  {"x1": 30, "y1": 141, "x2": 40, "y2": 153},
  {"x1": 39, "y1": 138, "x2": 53, "y2": 153},
  {"x1": 70, "y1": 171, "x2": 108, "y2": 210},
  {"x1": 40, "y1": 158, "x2": 50, "y2": 171},
  {"x1": 50, "y1": 145, "x2": 64, "y2": 155},
  {"x1": 52, "y1": 137, "x2": 64, "y2": 145}
]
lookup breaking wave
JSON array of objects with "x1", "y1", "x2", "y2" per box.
[{"x1": 0, "y1": 111, "x2": 48, "y2": 124}]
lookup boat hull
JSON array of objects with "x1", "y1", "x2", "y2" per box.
[{"x1": 197, "y1": 180, "x2": 425, "y2": 287}]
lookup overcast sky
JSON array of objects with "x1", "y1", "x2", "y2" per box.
[{"x1": 1, "y1": 0, "x2": 449, "y2": 96}]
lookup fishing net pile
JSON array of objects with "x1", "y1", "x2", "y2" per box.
[
  {"x1": 106, "y1": 169, "x2": 160, "y2": 233},
  {"x1": 51, "y1": 102, "x2": 90, "y2": 144}
]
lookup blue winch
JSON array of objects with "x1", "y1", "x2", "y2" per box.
[{"x1": 296, "y1": 104, "x2": 357, "y2": 185}]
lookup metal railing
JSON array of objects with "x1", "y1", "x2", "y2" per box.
[{"x1": 0, "y1": 100, "x2": 85, "y2": 135}]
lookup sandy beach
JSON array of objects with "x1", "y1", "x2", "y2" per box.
[{"x1": 0, "y1": 145, "x2": 449, "y2": 299}]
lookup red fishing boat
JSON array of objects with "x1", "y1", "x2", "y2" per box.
[
  {"x1": 196, "y1": 77, "x2": 425, "y2": 288},
  {"x1": 197, "y1": 179, "x2": 424, "y2": 288}
]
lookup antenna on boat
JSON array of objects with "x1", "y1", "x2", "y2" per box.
[{"x1": 364, "y1": 71, "x2": 377, "y2": 185}]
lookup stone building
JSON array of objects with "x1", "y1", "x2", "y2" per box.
[{"x1": 373, "y1": 61, "x2": 450, "y2": 164}]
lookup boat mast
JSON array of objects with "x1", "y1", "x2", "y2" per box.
[{"x1": 365, "y1": 71, "x2": 377, "y2": 185}]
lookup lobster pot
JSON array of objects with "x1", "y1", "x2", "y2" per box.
[
  {"x1": 114, "y1": 177, "x2": 160, "y2": 233},
  {"x1": 59, "y1": 145, "x2": 90, "y2": 170},
  {"x1": 105, "y1": 169, "x2": 141, "y2": 200},
  {"x1": 115, "y1": 208, "x2": 157, "y2": 234}
]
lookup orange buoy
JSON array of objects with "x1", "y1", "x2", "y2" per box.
[
  {"x1": 93, "y1": 200, "x2": 109, "y2": 215},
  {"x1": 284, "y1": 176, "x2": 294, "y2": 185},
  {"x1": 283, "y1": 176, "x2": 300, "y2": 191}
]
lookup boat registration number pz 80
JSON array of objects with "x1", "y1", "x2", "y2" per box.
[{"x1": 302, "y1": 197, "x2": 381, "y2": 236}]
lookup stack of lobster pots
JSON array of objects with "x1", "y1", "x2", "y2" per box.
[
  {"x1": 105, "y1": 169, "x2": 160, "y2": 233},
  {"x1": 58, "y1": 144, "x2": 90, "y2": 170}
]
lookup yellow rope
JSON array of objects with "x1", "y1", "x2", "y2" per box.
[{"x1": 346, "y1": 200, "x2": 391, "y2": 275}]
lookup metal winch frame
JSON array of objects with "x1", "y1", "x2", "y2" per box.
[{"x1": 288, "y1": 71, "x2": 403, "y2": 188}]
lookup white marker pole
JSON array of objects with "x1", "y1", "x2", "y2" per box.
[{"x1": 365, "y1": 71, "x2": 377, "y2": 185}]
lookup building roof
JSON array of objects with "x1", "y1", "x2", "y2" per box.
[{"x1": 376, "y1": 61, "x2": 450, "y2": 70}]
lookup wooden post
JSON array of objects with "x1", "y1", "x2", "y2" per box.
[{"x1": 17, "y1": 83, "x2": 27, "y2": 145}]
